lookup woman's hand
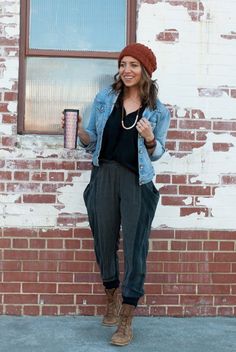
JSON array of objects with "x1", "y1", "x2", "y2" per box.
[
  {"x1": 61, "y1": 113, "x2": 91, "y2": 146},
  {"x1": 136, "y1": 117, "x2": 154, "y2": 142},
  {"x1": 61, "y1": 115, "x2": 65, "y2": 129}
]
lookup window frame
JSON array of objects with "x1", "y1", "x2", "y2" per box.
[{"x1": 18, "y1": 0, "x2": 136, "y2": 134}]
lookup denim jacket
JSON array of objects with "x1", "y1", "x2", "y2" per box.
[{"x1": 80, "y1": 86, "x2": 170, "y2": 185}]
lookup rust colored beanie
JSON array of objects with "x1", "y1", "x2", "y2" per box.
[{"x1": 118, "y1": 43, "x2": 157, "y2": 76}]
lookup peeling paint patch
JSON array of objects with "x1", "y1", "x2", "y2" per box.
[
  {"x1": 180, "y1": 207, "x2": 209, "y2": 217},
  {"x1": 57, "y1": 172, "x2": 91, "y2": 214},
  {"x1": 221, "y1": 31, "x2": 236, "y2": 40},
  {"x1": 190, "y1": 174, "x2": 220, "y2": 185},
  {"x1": 197, "y1": 186, "x2": 236, "y2": 219},
  {"x1": 168, "y1": 1, "x2": 204, "y2": 22},
  {"x1": 198, "y1": 86, "x2": 236, "y2": 99},
  {"x1": 76, "y1": 221, "x2": 89, "y2": 228},
  {"x1": 152, "y1": 130, "x2": 236, "y2": 229},
  {"x1": 183, "y1": 196, "x2": 193, "y2": 205},
  {"x1": 0, "y1": 194, "x2": 20, "y2": 203},
  {"x1": 138, "y1": 1, "x2": 236, "y2": 120},
  {"x1": 191, "y1": 109, "x2": 205, "y2": 119},
  {"x1": 3, "y1": 204, "x2": 59, "y2": 227},
  {"x1": 0, "y1": 123, "x2": 13, "y2": 135},
  {"x1": 198, "y1": 88, "x2": 227, "y2": 98},
  {"x1": 7, "y1": 101, "x2": 17, "y2": 113},
  {"x1": 156, "y1": 28, "x2": 179, "y2": 43},
  {"x1": 0, "y1": 57, "x2": 18, "y2": 89},
  {"x1": 153, "y1": 197, "x2": 236, "y2": 229},
  {"x1": 156, "y1": 133, "x2": 236, "y2": 175},
  {"x1": 142, "y1": 0, "x2": 205, "y2": 21},
  {"x1": 0, "y1": 134, "x2": 88, "y2": 159},
  {"x1": 4, "y1": 25, "x2": 19, "y2": 37},
  {"x1": 0, "y1": 62, "x2": 6, "y2": 78}
]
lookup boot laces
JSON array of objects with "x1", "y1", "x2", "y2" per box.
[
  {"x1": 107, "y1": 301, "x2": 115, "y2": 317},
  {"x1": 118, "y1": 315, "x2": 129, "y2": 334}
]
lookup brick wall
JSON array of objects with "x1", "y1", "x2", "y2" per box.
[
  {"x1": 0, "y1": 0, "x2": 236, "y2": 316},
  {"x1": 1, "y1": 227, "x2": 236, "y2": 316}
]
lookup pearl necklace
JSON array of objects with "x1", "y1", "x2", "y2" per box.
[{"x1": 121, "y1": 106, "x2": 141, "y2": 130}]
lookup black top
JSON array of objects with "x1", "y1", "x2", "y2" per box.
[{"x1": 99, "y1": 102, "x2": 145, "y2": 174}]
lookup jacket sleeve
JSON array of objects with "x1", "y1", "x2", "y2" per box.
[
  {"x1": 150, "y1": 106, "x2": 170, "y2": 162},
  {"x1": 78, "y1": 95, "x2": 98, "y2": 153}
]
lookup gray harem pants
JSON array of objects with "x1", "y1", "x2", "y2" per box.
[{"x1": 83, "y1": 160, "x2": 159, "y2": 303}]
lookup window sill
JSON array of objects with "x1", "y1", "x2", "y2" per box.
[{"x1": 13, "y1": 134, "x2": 90, "y2": 160}]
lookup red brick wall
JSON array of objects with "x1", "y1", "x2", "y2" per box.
[{"x1": 1, "y1": 227, "x2": 236, "y2": 316}]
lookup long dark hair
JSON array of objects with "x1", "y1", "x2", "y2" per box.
[{"x1": 111, "y1": 66, "x2": 159, "y2": 110}]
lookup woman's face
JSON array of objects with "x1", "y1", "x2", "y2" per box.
[{"x1": 119, "y1": 56, "x2": 142, "y2": 88}]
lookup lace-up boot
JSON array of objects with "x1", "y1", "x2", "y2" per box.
[
  {"x1": 102, "y1": 288, "x2": 121, "y2": 326},
  {"x1": 111, "y1": 303, "x2": 135, "y2": 345}
]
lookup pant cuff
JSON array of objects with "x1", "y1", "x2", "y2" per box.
[
  {"x1": 103, "y1": 279, "x2": 120, "y2": 290},
  {"x1": 122, "y1": 296, "x2": 139, "y2": 307}
]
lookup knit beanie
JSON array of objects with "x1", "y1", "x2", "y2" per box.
[{"x1": 118, "y1": 43, "x2": 157, "y2": 77}]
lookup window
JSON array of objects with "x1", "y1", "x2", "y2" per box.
[{"x1": 19, "y1": 0, "x2": 136, "y2": 134}]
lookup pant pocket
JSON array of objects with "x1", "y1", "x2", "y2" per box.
[
  {"x1": 83, "y1": 165, "x2": 99, "y2": 205},
  {"x1": 83, "y1": 183, "x2": 90, "y2": 207},
  {"x1": 145, "y1": 181, "x2": 160, "y2": 199}
]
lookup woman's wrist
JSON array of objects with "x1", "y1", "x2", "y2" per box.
[
  {"x1": 144, "y1": 136, "x2": 156, "y2": 149},
  {"x1": 145, "y1": 136, "x2": 155, "y2": 143},
  {"x1": 78, "y1": 129, "x2": 90, "y2": 145}
]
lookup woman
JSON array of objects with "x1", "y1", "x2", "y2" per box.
[{"x1": 63, "y1": 43, "x2": 170, "y2": 346}]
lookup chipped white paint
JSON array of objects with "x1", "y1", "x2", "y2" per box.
[
  {"x1": 75, "y1": 221, "x2": 89, "y2": 228},
  {"x1": 153, "y1": 198, "x2": 236, "y2": 230},
  {"x1": 5, "y1": 25, "x2": 19, "y2": 37},
  {"x1": 17, "y1": 134, "x2": 87, "y2": 158},
  {"x1": 0, "y1": 194, "x2": 20, "y2": 203},
  {"x1": 137, "y1": 0, "x2": 236, "y2": 230},
  {"x1": 5, "y1": 0, "x2": 20, "y2": 11},
  {"x1": 7, "y1": 101, "x2": 17, "y2": 114},
  {"x1": 5, "y1": 49, "x2": 18, "y2": 57},
  {"x1": 138, "y1": 1, "x2": 236, "y2": 120},
  {"x1": 155, "y1": 133, "x2": 236, "y2": 175},
  {"x1": 152, "y1": 132, "x2": 236, "y2": 229},
  {"x1": 0, "y1": 57, "x2": 18, "y2": 89},
  {"x1": 4, "y1": 204, "x2": 59, "y2": 227},
  {"x1": 57, "y1": 173, "x2": 90, "y2": 214},
  {"x1": 0, "y1": 134, "x2": 88, "y2": 159},
  {"x1": 2, "y1": 214, "x2": 57, "y2": 227},
  {"x1": 183, "y1": 197, "x2": 193, "y2": 206},
  {"x1": 0, "y1": 123, "x2": 13, "y2": 135},
  {"x1": 197, "y1": 186, "x2": 236, "y2": 217},
  {"x1": 0, "y1": 15, "x2": 19, "y2": 26},
  {"x1": 190, "y1": 174, "x2": 220, "y2": 184},
  {"x1": 1, "y1": 0, "x2": 236, "y2": 231}
]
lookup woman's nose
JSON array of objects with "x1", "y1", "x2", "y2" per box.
[{"x1": 124, "y1": 65, "x2": 131, "y2": 72}]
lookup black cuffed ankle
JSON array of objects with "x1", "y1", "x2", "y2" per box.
[
  {"x1": 122, "y1": 296, "x2": 139, "y2": 307},
  {"x1": 103, "y1": 279, "x2": 120, "y2": 290}
]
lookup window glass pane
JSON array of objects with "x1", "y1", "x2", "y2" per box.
[
  {"x1": 25, "y1": 57, "x2": 117, "y2": 133},
  {"x1": 29, "y1": 0, "x2": 127, "y2": 51}
]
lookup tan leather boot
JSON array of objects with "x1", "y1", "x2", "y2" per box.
[
  {"x1": 102, "y1": 288, "x2": 121, "y2": 326},
  {"x1": 111, "y1": 304, "x2": 135, "y2": 346}
]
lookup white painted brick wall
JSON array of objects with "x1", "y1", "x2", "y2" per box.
[{"x1": 0, "y1": 0, "x2": 236, "y2": 229}]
